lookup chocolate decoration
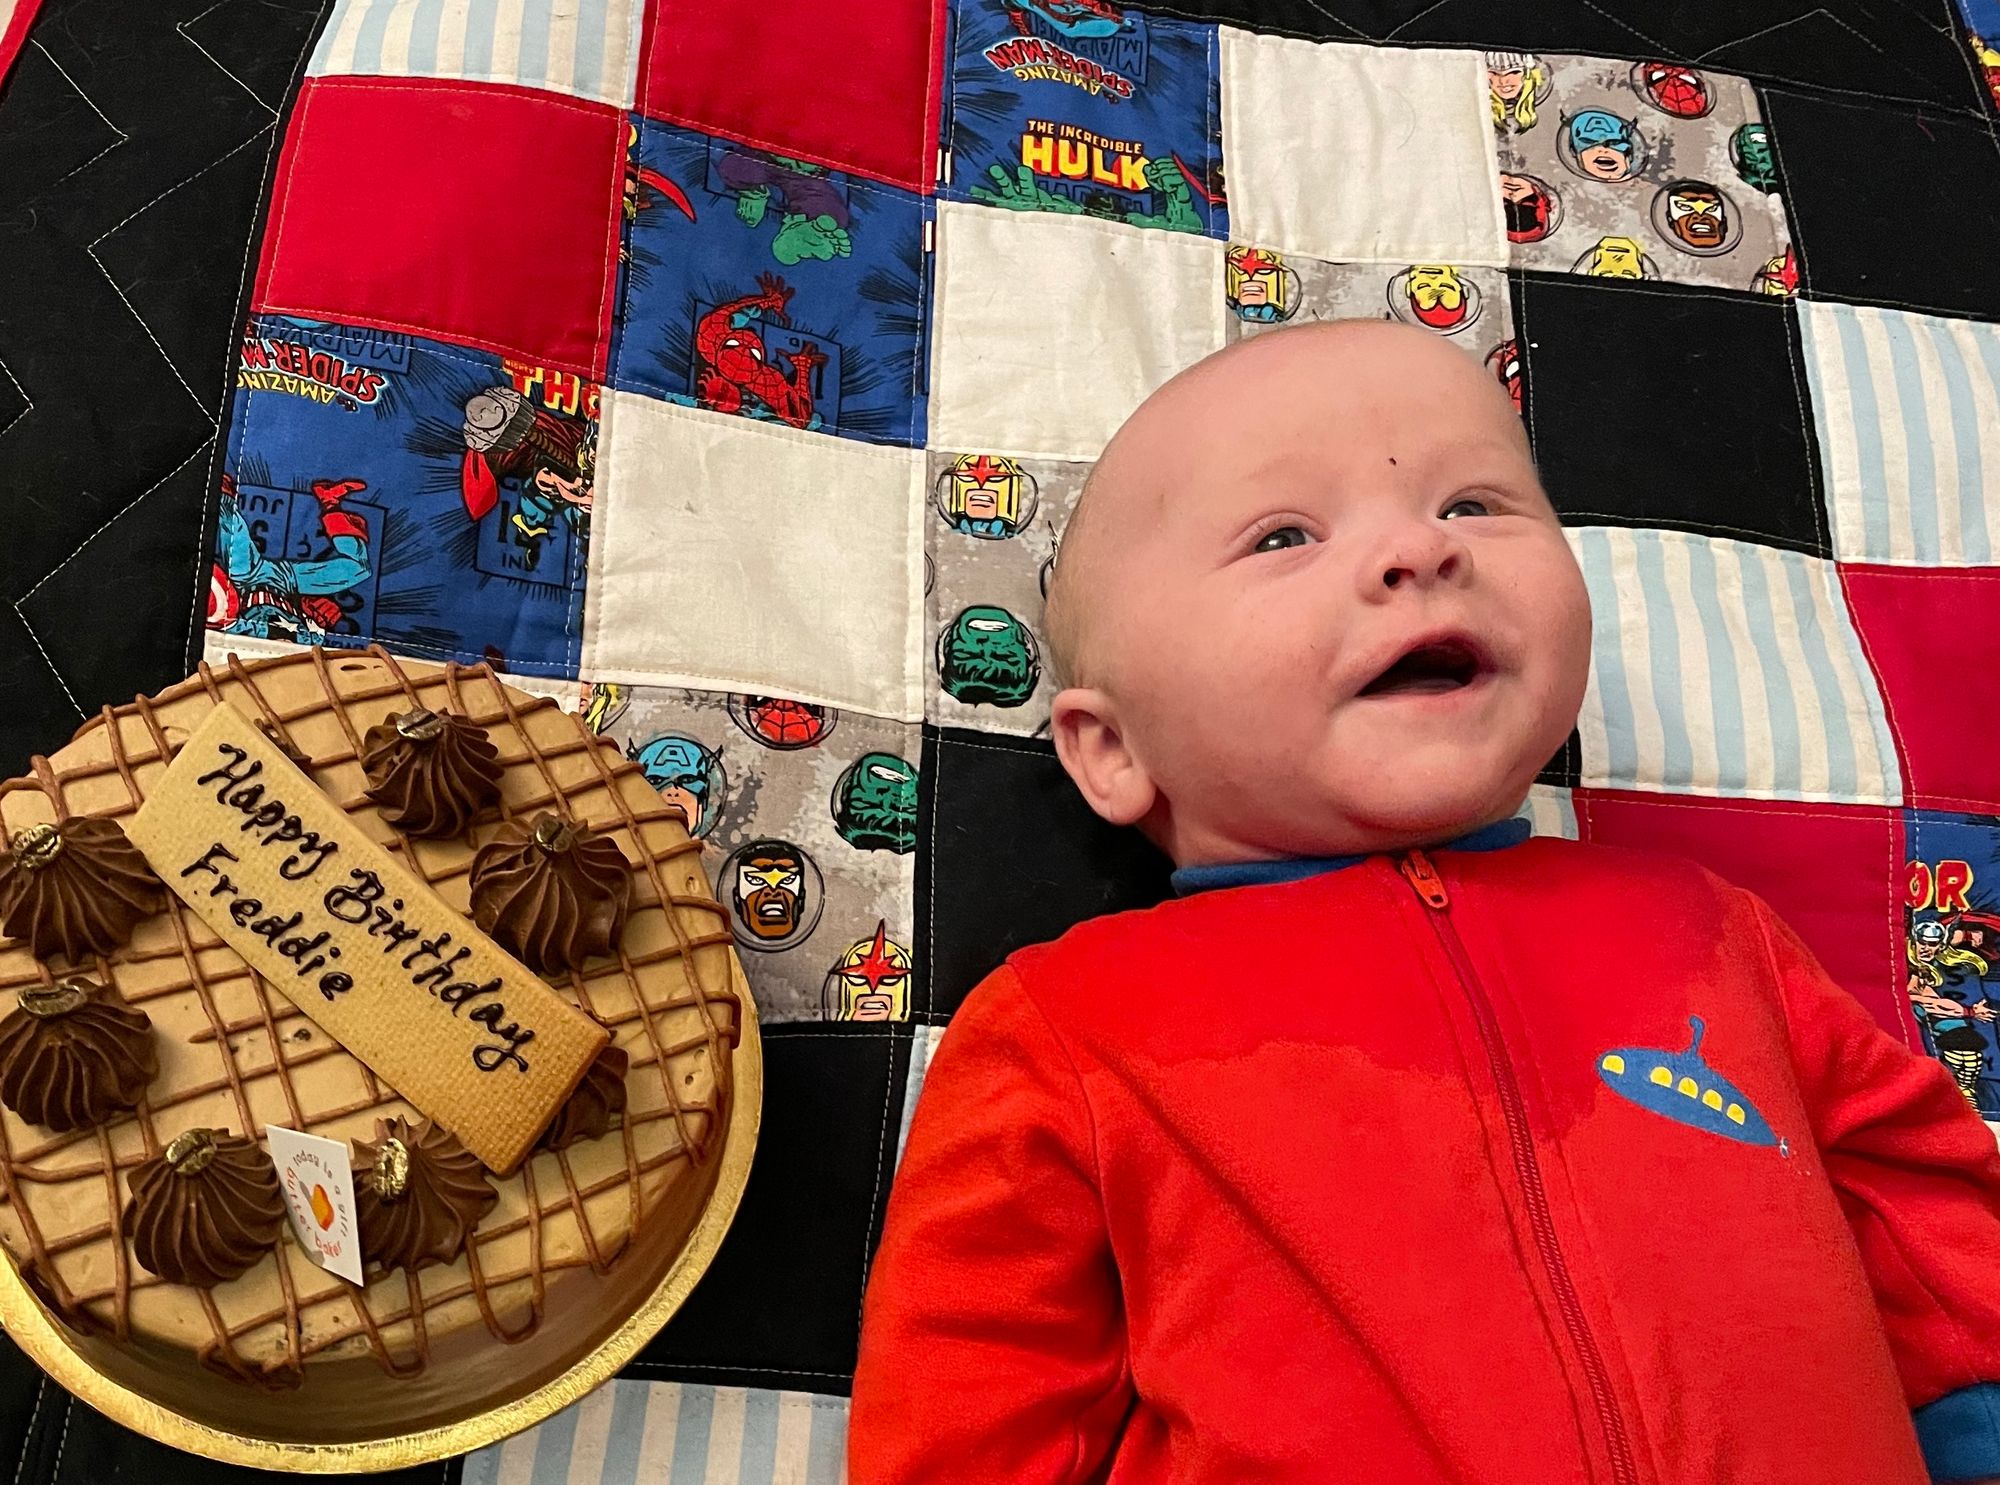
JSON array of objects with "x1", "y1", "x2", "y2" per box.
[
  {"x1": 360, "y1": 707, "x2": 503, "y2": 838},
  {"x1": 469, "y1": 813, "x2": 632, "y2": 974},
  {"x1": 123, "y1": 1129, "x2": 287, "y2": 1288},
  {"x1": 0, "y1": 978, "x2": 157, "y2": 1132},
  {"x1": 537, "y1": 1042, "x2": 630, "y2": 1152},
  {"x1": 353, "y1": 1117, "x2": 497, "y2": 1273},
  {"x1": 0, "y1": 817, "x2": 167, "y2": 962}
]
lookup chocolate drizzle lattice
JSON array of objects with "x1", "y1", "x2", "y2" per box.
[{"x1": 0, "y1": 647, "x2": 741, "y2": 1386}]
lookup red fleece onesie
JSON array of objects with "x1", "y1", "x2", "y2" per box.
[{"x1": 850, "y1": 832, "x2": 2000, "y2": 1484}]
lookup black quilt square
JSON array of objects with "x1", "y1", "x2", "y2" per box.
[
  {"x1": 631, "y1": 1023, "x2": 912, "y2": 1395},
  {"x1": 1519, "y1": 273, "x2": 1826, "y2": 556},
  {"x1": 923, "y1": 728, "x2": 1172, "y2": 1021},
  {"x1": 1764, "y1": 86, "x2": 2000, "y2": 319},
  {"x1": 1152, "y1": 1, "x2": 1976, "y2": 113}
]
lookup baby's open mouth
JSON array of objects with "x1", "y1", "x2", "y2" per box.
[{"x1": 1358, "y1": 637, "x2": 1488, "y2": 697}]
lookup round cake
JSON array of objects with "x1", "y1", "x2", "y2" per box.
[{"x1": 0, "y1": 646, "x2": 743, "y2": 1399}]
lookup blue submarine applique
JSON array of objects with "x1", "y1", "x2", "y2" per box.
[{"x1": 1597, "y1": 1016, "x2": 1778, "y2": 1147}]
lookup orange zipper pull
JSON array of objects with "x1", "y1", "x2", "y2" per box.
[{"x1": 1399, "y1": 850, "x2": 1450, "y2": 909}]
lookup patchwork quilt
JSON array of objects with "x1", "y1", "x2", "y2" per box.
[{"x1": 3, "y1": 0, "x2": 2000, "y2": 1479}]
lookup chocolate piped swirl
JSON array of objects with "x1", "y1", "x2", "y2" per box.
[
  {"x1": 0, "y1": 978, "x2": 157, "y2": 1132},
  {"x1": 469, "y1": 814, "x2": 632, "y2": 974},
  {"x1": 123, "y1": 1129, "x2": 287, "y2": 1287},
  {"x1": 0, "y1": 818, "x2": 167, "y2": 961},
  {"x1": 353, "y1": 1117, "x2": 497, "y2": 1272},
  {"x1": 360, "y1": 707, "x2": 503, "y2": 838}
]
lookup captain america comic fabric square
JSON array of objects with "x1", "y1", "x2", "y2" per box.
[{"x1": 7, "y1": 0, "x2": 2000, "y2": 1477}]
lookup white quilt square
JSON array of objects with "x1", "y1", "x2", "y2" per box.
[
  {"x1": 585, "y1": 395, "x2": 925, "y2": 721},
  {"x1": 929, "y1": 203, "x2": 1225, "y2": 461},
  {"x1": 1220, "y1": 32, "x2": 1506, "y2": 266},
  {"x1": 309, "y1": 0, "x2": 644, "y2": 109}
]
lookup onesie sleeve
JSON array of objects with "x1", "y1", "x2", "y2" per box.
[
  {"x1": 1750, "y1": 893, "x2": 2000, "y2": 1484},
  {"x1": 848, "y1": 963, "x2": 1130, "y2": 1484}
]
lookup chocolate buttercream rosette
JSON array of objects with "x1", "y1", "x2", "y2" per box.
[{"x1": 0, "y1": 645, "x2": 751, "y2": 1461}]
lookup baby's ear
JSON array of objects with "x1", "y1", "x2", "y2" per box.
[{"x1": 1049, "y1": 688, "x2": 1157, "y2": 828}]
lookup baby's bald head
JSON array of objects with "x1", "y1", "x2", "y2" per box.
[
  {"x1": 1043, "y1": 319, "x2": 1529, "y2": 690},
  {"x1": 1041, "y1": 317, "x2": 1584, "y2": 867}
]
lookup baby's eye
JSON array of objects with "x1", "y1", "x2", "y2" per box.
[
  {"x1": 1252, "y1": 526, "x2": 1314, "y2": 553},
  {"x1": 1441, "y1": 497, "x2": 1492, "y2": 519}
]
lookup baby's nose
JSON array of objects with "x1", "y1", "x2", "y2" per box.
[{"x1": 1382, "y1": 547, "x2": 1463, "y2": 589}]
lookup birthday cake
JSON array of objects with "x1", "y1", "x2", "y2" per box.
[{"x1": 0, "y1": 647, "x2": 743, "y2": 1394}]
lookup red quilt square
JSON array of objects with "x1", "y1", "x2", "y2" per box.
[
  {"x1": 253, "y1": 78, "x2": 624, "y2": 378},
  {"x1": 634, "y1": 0, "x2": 945, "y2": 191},
  {"x1": 1842, "y1": 566, "x2": 2000, "y2": 815},
  {"x1": 1575, "y1": 790, "x2": 1911, "y2": 1047}
]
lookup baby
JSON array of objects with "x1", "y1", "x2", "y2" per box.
[{"x1": 848, "y1": 321, "x2": 2000, "y2": 1484}]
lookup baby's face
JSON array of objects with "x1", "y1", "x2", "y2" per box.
[{"x1": 1054, "y1": 322, "x2": 1591, "y2": 864}]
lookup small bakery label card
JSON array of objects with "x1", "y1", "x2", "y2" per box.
[
  {"x1": 126, "y1": 701, "x2": 607, "y2": 1173},
  {"x1": 266, "y1": 1125, "x2": 363, "y2": 1285}
]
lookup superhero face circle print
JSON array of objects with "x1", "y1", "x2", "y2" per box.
[
  {"x1": 1386, "y1": 266, "x2": 1482, "y2": 336},
  {"x1": 831, "y1": 752, "x2": 919, "y2": 854},
  {"x1": 821, "y1": 921, "x2": 913, "y2": 1022},
  {"x1": 938, "y1": 606, "x2": 1041, "y2": 707},
  {"x1": 1631, "y1": 61, "x2": 1712, "y2": 119},
  {"x1": 1225, "y1": 246, "x2": 1302, "y2": 324},
  {"x1": 720, "y1": 838, "x2": 826, "y2": 953},
  {"x1": 727, "y1": 694, "x2": 836, "y2": 750},
  {"x1": 1573, "y1": 235, "x2": 1655, "y2": 279},
  {"x1": 1730, "y1": 122, "x2": 1779, "y2": 193},
  {"x1": 627, "y1": 734, "x2": 727, "y2": 837},
  {"x1": 1559, "y1": 110, "x2": 1646, "y2": 184},
  {"x1": 1485, "y1": 339, "x2": 1522, "y2": 414},
  {"x1": 1498, "y1": 173, "x2": 1562, "y2": 244},
  {"x1": 1484, "y1": 51, "x2": 1548, "y2": 133},
  {"x1": 934, "y1": 454, "x2": 1038, "y2": 540},
  {"x1": 1650, "y1": 180, "x2": 1738, "y2": 257},
  {"x1": 1752, "y1": 246, "x2": 1800, "y2": 297}
]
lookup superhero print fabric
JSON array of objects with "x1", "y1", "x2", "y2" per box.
[{"x1": 5, "y1": 0, "x2": 1999, "y2": 1478}]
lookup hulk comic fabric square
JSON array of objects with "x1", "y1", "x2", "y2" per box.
[{"x1": 944, "y1": 0, "x2": 1226, "y2": 238}]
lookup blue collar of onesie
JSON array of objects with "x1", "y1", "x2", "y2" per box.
[{"x1": 1170, "y1": 816, "x2": 1533, "y2": 897}]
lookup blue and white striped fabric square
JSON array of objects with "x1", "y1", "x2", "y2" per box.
[
  {"x1": 462, "y1": 1381, "x2": 851, "y2": 1485},
  {"x1": 1567, "y1": 527, "x2": 1901, "y2": 805},
  {"x1": 1517, "y1": 785, "x2": 1579, "y2": 840},
  {"x1": 309, "y1": 0, "x2": 645, "y2": 109},
  {"x1": 1798, "y1": 300, "x2": 2000, "y2": 566}
]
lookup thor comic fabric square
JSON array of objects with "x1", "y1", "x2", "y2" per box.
[
  {"x1": 253, "y1": 76, "x2": 626, "y2": 378},
  {"x1": 1902, "y1": 810, "x2": 2000, "y2": 1118},
  {"x1": 215, "y1": 317, "x2": 599, "y2": 676}
]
